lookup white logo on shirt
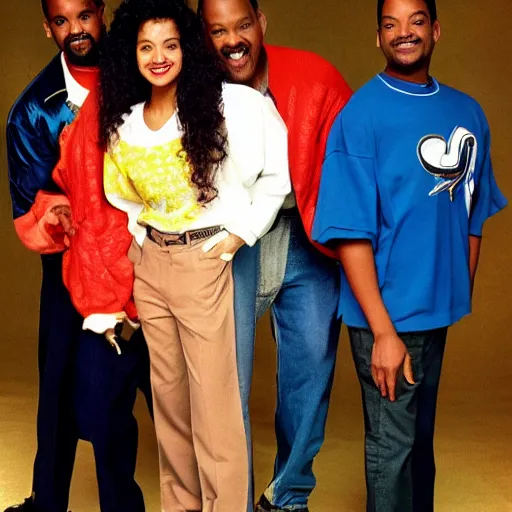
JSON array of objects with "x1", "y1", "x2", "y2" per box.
[{"x1": 417, "y1": 126, "x2": 477, "y2": 215}]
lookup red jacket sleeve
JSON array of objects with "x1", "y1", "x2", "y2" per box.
[
  {"x1": 267, "y1": 45, "x2": 353, "y2": 258},
  {"x1": 299, "y1": 65, "x2": 352, "y2": 257},
  {"x1": 14, "y1": 191, "x2": 71, "y2": 254}
]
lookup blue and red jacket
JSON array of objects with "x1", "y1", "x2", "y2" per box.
[
  {"x1": 7, "y1": 54, "x2": 136, "y2": 319},
  {"x1": 7, "y1": 54, "x2": 78, "y2": 253}
]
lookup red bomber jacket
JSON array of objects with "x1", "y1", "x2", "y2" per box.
[{"x1": 266, "y1": 44, "x2": 352, "y2": 257}]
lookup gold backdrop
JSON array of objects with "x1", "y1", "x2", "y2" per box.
[
  {"x1": 0, "y1": 1, "x2": 511, "y2": 510},
  {"x1": 1, "y1": 0, "x2": 511, "y2": 394}
]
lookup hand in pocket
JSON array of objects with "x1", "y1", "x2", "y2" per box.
[{"x1": 201, "y1": 231, "x2": 245, "y2": 261}]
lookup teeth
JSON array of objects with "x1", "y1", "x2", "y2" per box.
[
  {"x1": 229, "y1": 51, "x2": 245, "y2": 60},
  {"x1": 152, "y1": 66, "x2": 170, "y2": 74}
]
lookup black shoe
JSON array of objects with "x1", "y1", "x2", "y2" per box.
[
  {"x1": 3, "y1": 498, "x2": 71, "y2": 512},
  {"x1": 255, "y1": 495, "x2": 309, "y2": 512},
  {"x1": 4, "y1": 498, "x2": 35, "y2": 512}
]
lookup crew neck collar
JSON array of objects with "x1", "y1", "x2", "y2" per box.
[{"x1": 378, "y1": 72, "x2": 440, "y2": 96}]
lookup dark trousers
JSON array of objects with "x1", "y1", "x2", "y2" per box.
[
  {"x1": 31, "y1": 254, "x2": 151, "y2": 512},
  {"x1": 349, "y1": 327, "x2": 448, "y2": 512}
]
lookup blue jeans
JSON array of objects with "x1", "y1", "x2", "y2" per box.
[
  {"x1": 349, "y1": 327, "x2": 448, "y2": 512},
  {"x1": 233, "y1": 241, "x2": 259, "y2": 512},
  {"x1": 233, "y1": 211, "x2": 341, "y2": 510}
]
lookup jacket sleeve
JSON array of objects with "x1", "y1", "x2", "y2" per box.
[
  {"x1": 297, "y1": 66, "x2": 353, "y2": 257},
  {"x1": 14, "y1": 191, "x2": 71, "y2": 254},
  {"x1": 7, "y1": 111, "x2": 68, "y2": 253}
]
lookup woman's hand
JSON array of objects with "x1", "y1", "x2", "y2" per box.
[{"x1": 201, "y1": 231, "x2": 245, "y2": 261}]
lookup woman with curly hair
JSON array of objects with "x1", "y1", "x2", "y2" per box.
[{"x1": 100, "y1": 0, "x2": 290, "y2": 510}]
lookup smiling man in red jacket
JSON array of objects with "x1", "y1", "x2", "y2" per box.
[{"x1": 199, "y1": 1, "x2": 352, "y2": 510}]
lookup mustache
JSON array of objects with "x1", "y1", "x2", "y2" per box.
[
  {"x1": 64, "y1": 32, "x2": 95, "y2": 47},
  {"x1": 391, "y1": 35, "x2": 422, "y2": 47},
  {"x1": 220, "y1": 43, "x2": 249, "y2": 57}
]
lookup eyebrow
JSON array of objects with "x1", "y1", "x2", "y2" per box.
[
  {"x1": 137, "y1": 37, "x2": 180, "y2": 44},
  {"x1": 381, "y1": 10, "x2": 429, "y2": 22},
  {"x1": 208, "y1": 15, "x2": 252, "y2": 28},
  {"x1": 410, "y1": 10, "x2": 429, "y2": 18},
  {"x1": 51, "y1": 8, "x2": 95, "y2": 22}
]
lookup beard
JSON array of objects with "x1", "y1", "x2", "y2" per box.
[
  {"x1": 386, "y1": 52, "x2": 432, "y2": 78},
  {"x1": 383, "y1": 35, "x2": 435, "y2": 77},
  {"x1": 63, "y1": 28, "x2": 104, "y2": 67}
]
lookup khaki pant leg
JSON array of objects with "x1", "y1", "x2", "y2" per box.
[
  {"x1": 166, "y1": 242, "x2": 249, "y2": 512},
  {"x1": 132, "y1": 240, "x2": 201, "y2": 512}
]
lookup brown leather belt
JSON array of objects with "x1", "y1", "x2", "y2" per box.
[{"x1": 146, "y1": 225, "x2": 222, "y2": 246}]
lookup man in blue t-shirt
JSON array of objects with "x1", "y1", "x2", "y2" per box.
[{"x1": 313, "y1": 0, "x2": 507, "y2": 510}]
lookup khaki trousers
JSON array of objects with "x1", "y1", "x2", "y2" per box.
[{"x1": 129, "y1": 236, "x2": 249, "y2": 512}]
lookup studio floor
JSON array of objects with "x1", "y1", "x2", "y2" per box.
[{"x1": 1, "y1": 319, "x2": 511, "y2": 512}]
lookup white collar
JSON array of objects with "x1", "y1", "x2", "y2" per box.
[{"x1": 60, "y1": 52, "x2": 90, "y2": 108}]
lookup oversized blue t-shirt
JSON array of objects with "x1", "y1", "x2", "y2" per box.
[{"x1": 313, "y1": 73, "x2": 507, "y2": 332}]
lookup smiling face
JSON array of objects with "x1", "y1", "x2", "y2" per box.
[
  {"x1": 136, "y1": 19, "x2": 183, "y2": 90},
  {"x1": 378, "y1": 0, "x2": 440, "y2": 80},
  {"x1": 43, "y1": 0, "x2": 104, "y2": 66},
  {"x1": 201, "y1": 0, "x2": 266, "y2": 86}
]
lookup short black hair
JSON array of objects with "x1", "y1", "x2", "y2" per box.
[
  {"x1": 377, "y1": 0, "x2": 437, "y2": 24},
  {"x1": 196, "y1": 0, "x2": 259, "y2": 17},
  {"x1": 41, "y1": 0, "x2": 105, "y2": 18}
]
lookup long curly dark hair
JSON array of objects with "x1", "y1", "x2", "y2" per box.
[{"x1": 100, "y1": 0, "x2": 227, "y2": 204}]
